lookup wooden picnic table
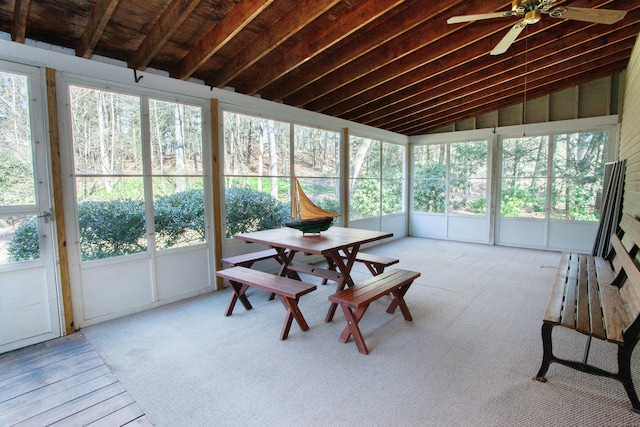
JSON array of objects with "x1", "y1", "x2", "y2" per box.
[{"x1": 233, "y1": 226, "x2": 393, "y2": 321}]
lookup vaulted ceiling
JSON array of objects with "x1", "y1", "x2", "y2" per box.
[{"x1": 1, "y1": 0, "x2": 638, "y2": 135}]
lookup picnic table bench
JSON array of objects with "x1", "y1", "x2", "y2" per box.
[
  {"x1": 221, "y1": 248, "x2": 279, "y2": 268},
  {"x1": 329, "y1": 269, "x2": 420, "y2": 355},
  {"x1": 216, "y1": 266, "x2": 316, "y2": 340},
  {"x1": 535, "y1": 213, "x2": 640, "y2": 413},
  {"x1": 321, "y1": 251, "x2": 399, "y2": 285}
]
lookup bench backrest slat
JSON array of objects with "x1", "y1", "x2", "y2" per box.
[{"x1": 608, "y1": 215, "x2": 640, "y2": 333}]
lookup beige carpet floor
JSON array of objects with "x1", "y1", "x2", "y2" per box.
[{"x1": 82, "y1": 237, "x2": 640, "y2": 426}]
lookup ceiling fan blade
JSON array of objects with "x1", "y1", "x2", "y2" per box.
[
  {"x1": 447, "y1": 11, "x2": 514, "y2": 24},
  {"x1": 548, "y1": 7, "x2": 627, "y2": 24},
  {"x1": 490, "y1": 21, "x2": 527, "y2": 55}
]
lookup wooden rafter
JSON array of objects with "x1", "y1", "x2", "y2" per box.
[
  {"x1": 76, "y1": 0, "x2": 121, "y2": 58},
  {"x1": 128, "y1": 0, "x2": 202, "y2": 71},
  {"x1": 209, "y1": 0, "x2": 341, "y2": 88},
  {"x1": 357, "y1": 19, "x2": 640, "y2": 128},
  {"x1": 0, "y1": 0, "x2": 635, "y2": 134},
  {"x1": 259, "y1": 0, "x2": 477, "y2": 102},
  {"x1": 242, "y1": 0, "x2": 406, "y2": 95},
  {"x1": 285, "y1": 0, "x2": 510, "y2": 108},
  {"x1": 393, "y1": 45, "x2": 634, "y2": 133},
  {"x1": 11, "y1": 0, "x2": 31, "y2": 43},
  {"x1": 170, "y1": 0, "x2": 275, "y2": 80}
]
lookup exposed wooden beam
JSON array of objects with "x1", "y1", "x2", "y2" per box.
[
  {"x1": 210, "y1": 98, "x2": 224, "y2": 291},
  {"x1": 170, "y1": 0, "x2": 275, "y2": 80},
  {"x1": 128, "y1": 0, "x2": 202, "y2": 71},
  {"x1": 344, "y1": 4, "x2": 640, "y2": 126},
  {"x1": 45, "y1": 68, "x2": 75, "y2": 334},
  {"x1": 11, "y1": 0, "x2": 31, "y2": 43},
  {"x1": 261, "y1": 0, "x2": 476, "y2": 102},
  {"x1": 210, "y1": 0, "x2": 341, "y2": 88},
  {"x1": 76, "y1": 0, "x2": 121, "y2": 58},
  {"x1": 395, "y1": 57, "x2": 630, "y2": 135},
  {"x1": 240, "y1": 0, "x2": 406, "y2": 95},
  {"x1": 281, "y1": 0, "x2": 510, "y2": 107},
  {"x1": 363, "y1": 24, "x2": 640, "y2": 129},
  {"x1": 400, "y1": 47, "x2": 633, "y2": 134},
  {"x1": 329, "y1": 0, "x2": 637, "y2": 120},
  {"x1": 392, "y1": 44, "x2": 633, "y2": 133},
  {"x1": 303, "y1": 8, "x2": 513, "y2": 113}
]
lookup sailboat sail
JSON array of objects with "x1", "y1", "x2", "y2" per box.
[
  {"x1": 292, "y1": 178, "x2": 340, "y2": 221},
  {"x1": 286, "y1": 178, "x2": 339, "y2": 233}
]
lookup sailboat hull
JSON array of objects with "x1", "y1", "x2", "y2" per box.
[{"x1": 285, "y1": 217, "x2": 334, "y2": 233}]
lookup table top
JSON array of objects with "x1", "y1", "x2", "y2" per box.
[{"x1": 234, "y1": 226, "x2": 393, "y2": 255}]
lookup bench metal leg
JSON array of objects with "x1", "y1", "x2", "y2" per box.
[
  {"x1": 618, "y1": 345, "x2": 640, "y2": 413},
  {"x1": 225, "y1": 281, "x2": 252, "y2": 316},
  {"x1": 535, "y1": 322, "x2": 555, "y2": 381},
  {"x1": 535, "y1": 323, "x2": 640, "y2": 413}
]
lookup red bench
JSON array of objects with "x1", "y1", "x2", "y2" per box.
[
  {"x1": 329, "y1": 269, "x2": 420, "y2": 354},
  {"x1": 216, "y1": 266, "x2": 316, "y2": 340}
]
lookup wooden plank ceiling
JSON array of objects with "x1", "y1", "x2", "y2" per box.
[{"x1": 1, "y1": 0, "x2": 638, "y2": 136}]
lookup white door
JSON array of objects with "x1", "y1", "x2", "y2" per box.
[{"x1": 0, "y1": 62, "x2": 61, "y2": 353}]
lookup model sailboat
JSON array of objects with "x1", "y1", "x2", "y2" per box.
[{"x1": 285, "y1": 178, "x2": 340, "y2": 234}]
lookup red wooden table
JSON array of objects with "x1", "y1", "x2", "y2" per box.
[{"x1": 233, "y1": 226, "x2": 393, "y2": 321}]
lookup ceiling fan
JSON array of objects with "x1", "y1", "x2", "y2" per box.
[{"x1": 447, "y1": 0, "x2": 627, "y2": 55}]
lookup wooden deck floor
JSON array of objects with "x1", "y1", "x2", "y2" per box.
[{"x1": 0, "y1": 332, "x2": 151, "y2": 426}]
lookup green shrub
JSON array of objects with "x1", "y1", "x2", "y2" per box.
[
  {"x1": 154, "y1": 189, "x2": 205, "y2": 248},
  {"x1": 78, "y1": 199, "x2": 147, "y2": 260},
  {"x1": 225, "y1": 187, "x2": 290, "y2": 238},
  {"x1": 8, "y1": 187, "x2": 289, "y2": 261},
  {"x1": 7, "y1": 217, "x2": 39, "y2": 262}
]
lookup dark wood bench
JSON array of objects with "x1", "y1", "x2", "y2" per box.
[
  {"x1": 328, "y1": 269, "x2": 420, "y2": 355},
  {"x1": 321, "y1": 252, "x2": 399, "y2": 285},
  {"x1": 221, "y1": 248, "x2": 279, "y2": 267},
  {"x1": 535, "y1": 213, "x2": 640, "y2": 413},
  {"x1": 216, "y1": 266, "x2": 316, "y2": 340}
]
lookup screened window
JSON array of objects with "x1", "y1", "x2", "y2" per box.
[
  {"x1": 69, "y1": 86, "x2": 205, "y2": 260},
  {"x1": 350, "y1": 136, "x2": 380, "y2": 220},
  {"x1": 413, "y1": 144, "x2": 446, "y2": 213},
  {"x1": 551, "y1": 131, "x2": 607, "y2": 220},
  {"x1": 413, "y1": 141, "x2": 488, "y2": 215},
  {"x1": 222, "y1": 112, "x2": 291, "y2": 237},
  {"x1": 501, "y1": 136, "x2": 548, "y2": 218},
  {"x1": 349, "y1": 136, "x2": 405, "y2": 220},
  {"x1": 501, "y1": 130, "x2": 607, "y2": 221},
  {"x1": 294, "y1": 125, "x2": 341, "y2": 216},
  {"x1": 449, "y1": 141, "x2": 487, "y2": 215}
]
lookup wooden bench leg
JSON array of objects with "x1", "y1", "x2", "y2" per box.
[
  {"x1": 386, "y1": 283, "x2": 413, "y2": 319},
  {"x1": 276, "y1": 296, "x2": 310, "y2": 340},
  {"x1": 339, "y1": 304, "x2": 370, "y2": 355},
  {"x1": 364, "y1": 263, "x2": 384, "y2": 276},
  {"x1": 325, "y1": 280, "x2": 347, "y2": 323},
  {"x1": 338, "y1": 304, "x2": 369, "y2": 343},
  {"x1": 225, "y1": 281, "x2": 252, "y2": 316}
]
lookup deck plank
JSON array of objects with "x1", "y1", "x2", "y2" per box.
[{"x1": 0, "y1": 333, "x2": 149, "y2": 426}]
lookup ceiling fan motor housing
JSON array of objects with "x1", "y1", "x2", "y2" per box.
[{"x1": 524, "y1": 10, "x2": 542, "y2": 24}]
